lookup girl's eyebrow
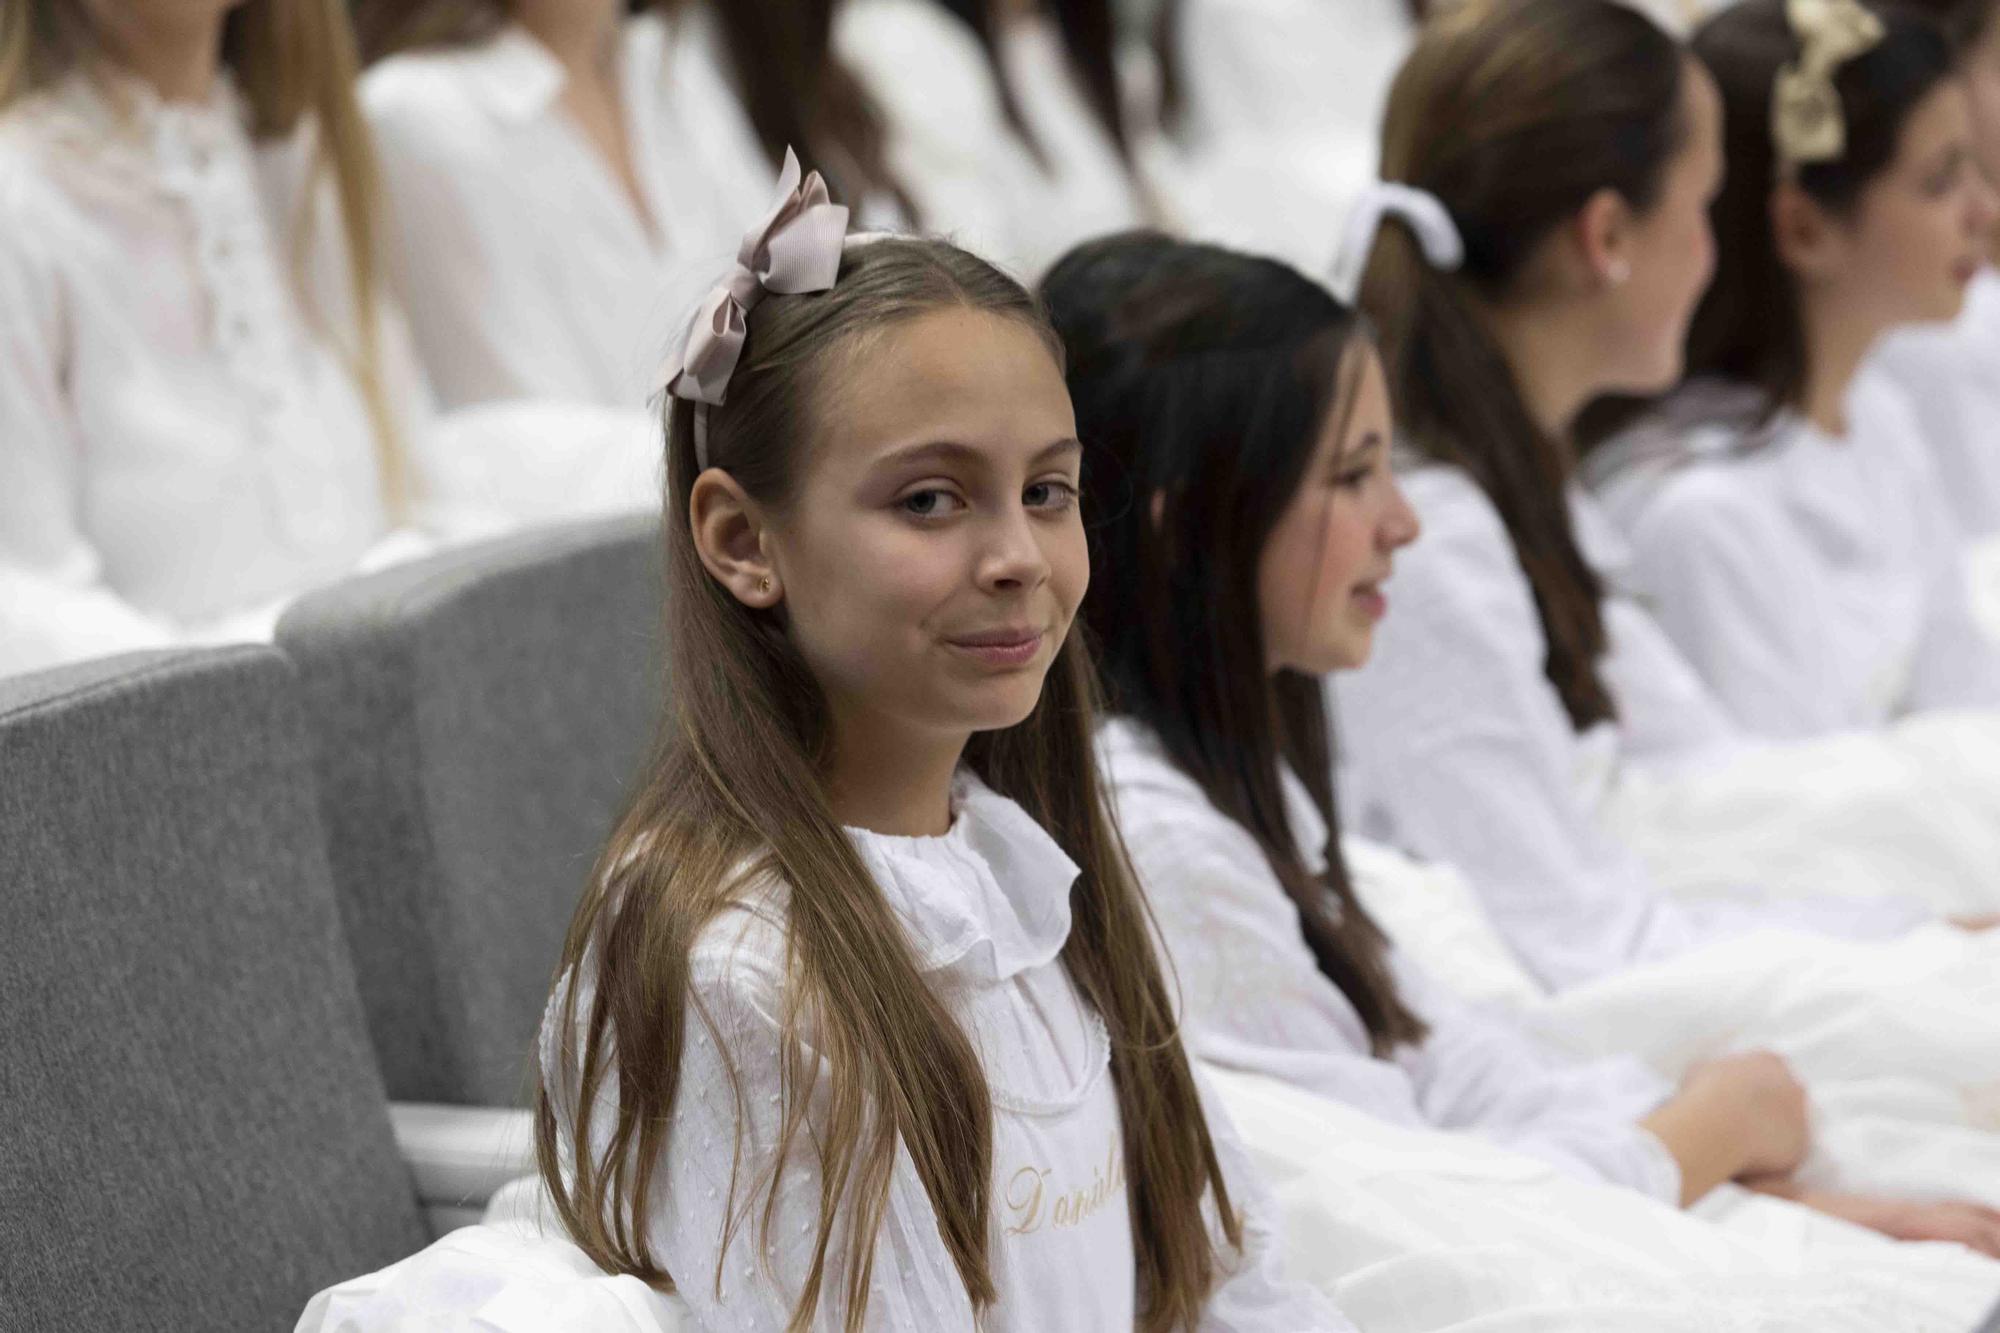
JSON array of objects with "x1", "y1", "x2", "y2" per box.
[
  {"x1": 873, "y1": 437, "x2": 1082, "y2": 470},
  {"x1": 1344, "y1": 432, "x2": 1385, "y2": 461}
]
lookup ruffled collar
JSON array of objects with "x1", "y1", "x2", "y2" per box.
[
  {"x1": 845, "y1": 772, "x2": 1079, "y2": 985},
  {"x1": 26, "y1": 65, "x2": 248, "y2": 179}
]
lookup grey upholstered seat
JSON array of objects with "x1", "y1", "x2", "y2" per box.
[
  {"x1": 0, "y1": 647, "x2": 426, "y2": 1331},
  {"x1": 275, "y1": 514, "x2": 664, "y2": 1110}
]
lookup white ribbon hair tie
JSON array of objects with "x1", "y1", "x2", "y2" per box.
[{"x1": 1328, "y1": 181, "x2": 1466, "y2": 304}]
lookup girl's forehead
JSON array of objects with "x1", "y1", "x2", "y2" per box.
[{"x1": 814, "y1": 309, "x2": 1076, "y2": 470}]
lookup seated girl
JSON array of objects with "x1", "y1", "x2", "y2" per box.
[
  {"x1": 0, "y1": 0, "x2": 428, "y2": 674},
  {"x1": 1587, "y1": 0, "x2": 2000, "y2": 738},
  {"x1": 1045, "y1": 226, "x2": 2000, "y2": 1257},
  {"x1": 532, "y1": 163, "x2": 1346, "y2": 1329}
]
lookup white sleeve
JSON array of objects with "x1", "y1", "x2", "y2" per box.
[
  {"x1": 1113, "y1": 764, "x2": 1679, "y2": 1204},
  {"x1": 1390, "y1": 960, "x2": 1681, "y2": 1204},
  {"x1": 1193, "y1": 1069, "x2": 1359, "y2": 1332},
  {"x1": 1334, "y1": 473, "x2": 1711, "y2": 990},
  {"x1": 557, "y1": 941, "x2": 979, "y2": 1332},
  {"x1": 0, "y1": 201, "x2": 176, "y2": 673},
  {"x1": 1114, "y1": 768, "x2": 1438, "y2": 1114}
]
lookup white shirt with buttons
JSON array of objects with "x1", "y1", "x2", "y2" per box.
[{"x1": 0, "y1": 69, "x2": 412, "y2": 675}]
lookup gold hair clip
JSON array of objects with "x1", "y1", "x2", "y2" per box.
[{"x1": 1772, "y1": 0, "x2": 1885, "y2": 173}]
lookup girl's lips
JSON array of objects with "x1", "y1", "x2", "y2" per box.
[
  {"x1": 1954, "y1": 256, "x2": 1982, "y2": 285},
  {"x1": 1351, "y1": 586, "x2": 1388, "y2": 620},
  {"x1": 945, "y1": 630, "x2": 1045, "y2": 667}
]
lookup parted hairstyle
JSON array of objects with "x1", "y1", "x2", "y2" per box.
[
  {"x1": 1042, "y1": 231, "x2": 1428, "y2": 1057},
  {"x1": 535, "y1": 234, "x2": 1243, "y2": 1333},
  {"x1": 352, "y1": 0, "x2": 913, "y2": 217},
  {"x1": 0, "y1": 0, "x2": 407, "y2": 515},
  {"x1": 1359, "y1": 0, "x2": 1689, "y2": 732},
  {"x1": 1684, "y1": 0, "x2": 1954, "y2": 411}
]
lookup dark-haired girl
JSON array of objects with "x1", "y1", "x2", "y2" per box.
[
  {"x1": 1051, "y1": 230, "x2": 1812, "y2": 1217},
  {"x1": 1589, "y1": 0, "x2": 2000, "y2": 740},
  {"x1": 1049, "y1": 224, "x2": 2000, "y2": 1270}
]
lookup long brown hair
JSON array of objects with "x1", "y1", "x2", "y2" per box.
[
  {"x1": 535, "y1": 235, "x2": 1240, "y2": 1333},
  {"x1": 1685, "y1": 1, "x2": 1953, "y2": 412},
  {"x1": 1043, "y1": 231, "x2": 1429, "y2": 1056},
  {"x1": 1, "y1": 0, "x2": 408, "y2": 518},
  {"x1": 1359, "y1": 0, "x2": 1687, "y2": 731}
]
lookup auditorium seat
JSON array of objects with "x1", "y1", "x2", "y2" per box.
[
  {"x1": 276, "y1": 515, "x2": 664, "y2": 1228},
  {"x1": 0, "y1": 647, "x2": 428, "y2": 1329}
]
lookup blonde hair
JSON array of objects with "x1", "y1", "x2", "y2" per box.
[
  {"x1": 537, "y1": 236, "x2": 1242, "y2": 1332},
  {"x1": 0, "y1": 1, "x2": 408, "y2": 518}
]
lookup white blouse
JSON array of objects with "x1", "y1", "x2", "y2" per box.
[
  {"x1": 542, "y1": 772, "x2": 1350, "y2": 1331},
  {"x1": 1332, "y1": 463, "x2": 1924, "y2": 991},
  {"x1": 1588, "y1": 376, "x2": 2000, "y2": 739},
  {"x1": 361, "y1": 11, "x2": 777, "y2": 411},
  {"x1": 835, "y1": 0, "x2": 1166, "y2": 279},
  {"x1": 1097, "y1": 718, "x2": 1682, "y2": 1204},
  {"x1": 0, "y1": 70, "x2": 417, "y2": 676},
  {"x1": 1867, "y1": 266, "x2": 2000, "y2": 539}
]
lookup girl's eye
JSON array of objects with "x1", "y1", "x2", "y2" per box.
[
  {"x1": 900, "y1": 488, "x2": 966, "y2": 518},
  {"x1": 1025, "y1": 480, "x2": 1080, "y2": 511},
  {"x1": 1334, "y1": 467, "x2": 1373, "y2": 492}
]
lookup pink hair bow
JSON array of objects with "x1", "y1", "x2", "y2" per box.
[{"x1": 664, "y1": 148, "x2": 851, "y2": 465}]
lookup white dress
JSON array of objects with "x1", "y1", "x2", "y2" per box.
[
  {"x1": 1097, "y1": 717, "x2": 1681, "y2": 1204},
  {"x1": 1331, "y1": 463, "x2": 1923, "y2": 993},
  {"x1": 540, "y1": 772, "x2": 1348, "y2": 1331},
  {"x1": 1587, "y1": 375, "x2": 2000, "y2": 739},
  {"x1": 835, "y1": 0, "x2": 1168, "y2": 279},
  {"x1": 0, "y1": 70, "x2": 414, "y2": 674},
  {"x1": 361, "y1": 11, "x2": 776, "y2": 411}
]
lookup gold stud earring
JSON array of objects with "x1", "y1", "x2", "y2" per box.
[{"x1": 758, "y1": 576, "x2": 773, "y2": 594}]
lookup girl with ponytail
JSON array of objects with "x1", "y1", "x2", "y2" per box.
[{"x1": 1333, "y1": 0, "x2": 2000, "y2": 1252}]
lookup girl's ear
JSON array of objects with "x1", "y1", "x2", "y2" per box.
[
  {"x1": 1770, "y1": 179, "x2": 1845, "y2": 282},
  {"x1": 1573, "y1": 186, "x2": 1637, "y2": 289},
  {"x1": 689, "y1": 469, "x2": 784, "y2": 608}
]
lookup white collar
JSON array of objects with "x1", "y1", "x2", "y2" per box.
[
  {"x1": 845, "y1": 772, "x2": 1079, "y2": 985},
  {"x1": 29, "y1": 65, "x2": 247, "y2": 167}
]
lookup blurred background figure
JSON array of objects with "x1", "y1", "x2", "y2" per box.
[{"x1": 0, "y1": 0, "x2": 430, "y2": 675}]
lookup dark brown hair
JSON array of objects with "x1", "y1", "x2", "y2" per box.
[
  {"x1": 1044, "y1": 231, "x2": 1429, "y2": 1056},
  {"x1": 536, "y1": 235, "x2": 1241, "y2": 1332},
  {"x1": 930, "y1": 0, "x2": 1183, "y2": 161},
  {"x1": 1684, "y1": 1, "x2": 1954, "y2": 410},
  {"x1": 1359, "y1": 0, "x2": 1687, "y2": 731},
  {"x1": 353, "y1": 0, "x2": 914, "y2": 217}
]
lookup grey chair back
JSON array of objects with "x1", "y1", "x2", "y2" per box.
[
  {"x1": 0, "y1": 647, "x2": 426, "y2": 1331},
  {"x1": 276, "y1": 515, "x2": 665, "y2": 1107}
]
